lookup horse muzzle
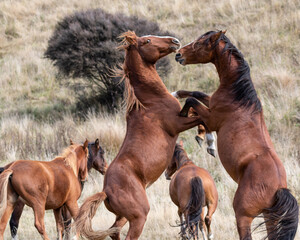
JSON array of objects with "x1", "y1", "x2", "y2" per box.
[{"x1": 175, "y1": 53, "x2": 185, "y2": 65}]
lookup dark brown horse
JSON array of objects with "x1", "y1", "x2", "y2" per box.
[
  {"x1": 74, "y1": 32, "x2": 205, "y2": 240},
  {"x1": 0, "y1": 140, "x2": 89, "y2": 240},
  {"x1": 174, "y1": 30, "x2": 299, "y2": 239},
  {"x1": 165, "y1": 142, "x2": 218, "y2": 240},
  {"x1": 0, "y1": 139, "x2": 107, "y2": 240}
]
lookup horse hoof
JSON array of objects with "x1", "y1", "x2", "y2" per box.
[
  {"x1": 207, "y1": 148, "x2": 216, "y2": 158},
  {"x1": 195, "y1": 135, "x2": 204, "y2": 148},
  {"x1": 208, "y1": 233, "x2": 214, "y2": 239},
  {"x1": 171, "y1": 91, "x2": 179, "y2": 98}
]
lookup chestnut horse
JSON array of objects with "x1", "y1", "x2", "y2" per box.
[
  {"x1": 0, "y1": 140, "x2": 89, "y2": 240},
  {"x1": 174, "y1": 30, "x2": 299, "y2": 239},
  {"x1": 75, "y1": 32, "x2": 205, "y2": 240},
  {"x1": 165, "y1": 142, "x2": 218, "y2": 240},
  {"x1": 0, "y1": 139, "x2": 107, "y2": 240}
]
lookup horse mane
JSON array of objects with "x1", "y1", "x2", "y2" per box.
[
  {"x1": 200, "y1": 31, "x2": 262, "y2": 113},
  {"x1": 174, "y1": 144, "x2": 191, "y2": 168},
  {"x1": 116, "y1": 31, "x2": 145, "y2": 113},
  {"x1": 61, "y1": 145, "x2": 79, "y2": 177}
]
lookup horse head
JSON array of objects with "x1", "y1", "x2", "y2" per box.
[
  {"x1": 88, "y1": 139, "x2": 108, "y2": 175},
  {"x1": 74, "y1": 139, "x2": 89, "y2": 182},
  {"x1": 119, "y1": 31, "x2": 181, "y2": 64},
  {"x1": 175, "y1": 30, "x2": 226, "y2": 65}
]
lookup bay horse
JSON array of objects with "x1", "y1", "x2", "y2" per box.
[
  {"x1": 0, "y1": 138, "x2": 108, "y2": 240},
  {"x1": 0, "y1": 140, "x2": 89, "y2": 240},
  {"x1": 165, "y1": 142, "x2": 218, "y2": 240},
  {"x1": 74, "y1": 31, "x2": 205, "y2": 240},
  {"x1": 174, "y1": 30, "x2": 299, "y2": 239}
]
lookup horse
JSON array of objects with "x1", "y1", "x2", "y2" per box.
[
  {"x1": 0, "y1": 138, "x2": 107, "y2": 240},
  {"x1": 171, "y1": 92, "x2": 216, "y2": 158},
  {"x1": 165, "y1": 142, "x2": 218, "y2": 240},
  {"x1": 174, "y1": 30, "x2": 299, "y2": 239},
  {"x1": 74, "y1": 31, "x2": 205, "y2": 240},
  {"x1": 0, "y1": 140, "x2": 89, "y2": 240}
]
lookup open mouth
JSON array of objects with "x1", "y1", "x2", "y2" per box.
[{"x1": 175, "y1": 53, "x2": 185, "y2": 65}]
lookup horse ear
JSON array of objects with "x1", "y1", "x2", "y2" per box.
[
  {"x1": 95, "y1": 138, "x2": 100, "y2": 148},
  {"x1": 222, "y1": 29, "x2": 227, "y2": 35},
  {"x1": 210, "y1": 31, "x2": 223, "y2": 43},
  {"x1": 70, "y1": 139, "x2": 74, "y2": 145},
  {"x1": 83, "y1": 139, "x2": 88, "y2": 149}
]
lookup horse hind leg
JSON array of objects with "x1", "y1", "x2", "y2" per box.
[
  {"x1": 109, "y1": 215, "x2": 127, "y2": 240},
  {"x1": 9, "y1": 199, "x2": 25, "y2": 240},
  {"x1": 32, "y1": 203, "x2": 50, "y2": 240}
]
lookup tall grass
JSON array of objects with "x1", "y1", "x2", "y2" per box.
[{"x1": 0, "y1": 0, "x2": 299, "y2": 239}]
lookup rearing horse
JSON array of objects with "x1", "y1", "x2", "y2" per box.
[
  {"x1": 174, "y1": 30, "x2": 299, "y2": 239},
  {"x1": 75, "y1": 31, "x2": 205, "y2": 240}
]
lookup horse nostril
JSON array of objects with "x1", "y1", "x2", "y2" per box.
[
  {"x1": 175, "y1": 53, "x2": 182, "y2": 58},
  {"x1": 172, "y1": 38, "x2": 180, "y2": 45}
]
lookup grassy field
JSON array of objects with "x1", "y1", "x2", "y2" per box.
[{"x1": 0, "y1": 0, "x2": 299, "y2": 239}]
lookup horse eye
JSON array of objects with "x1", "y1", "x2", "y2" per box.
[{"x1": 147, "y1": 39, "x2": 151, "y2": 43}]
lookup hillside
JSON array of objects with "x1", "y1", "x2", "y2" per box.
[{"x1": 0, "y1": 0, "x2": 299, "y2": 239}]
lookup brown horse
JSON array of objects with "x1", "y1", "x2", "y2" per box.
[
  {"x1": 0, "y1": 139, "x2": 107, "y2": 240},
  {"x1": 165, "y1": 142, "x2": 218, "y2": 240},
  {"x1": 74, "y1": 31, "x2": 205, "y2": 240},
  {"x1": 174, "y1": 30, "x2": 299, "y2": 239},
  {"x1": 0, "y1": 140, "x2": 89, "y2": 240}
]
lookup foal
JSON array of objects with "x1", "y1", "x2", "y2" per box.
[
  {"x1": 75, "y1": 32, "x2": 205, "y2": 240},
  {"x1": 0, "y1": 140, "x2": 89, "y2": 240},
  {"x1": 0, "y1": 139, "x2": 107, "y2": 240},
  {"x1": 175, "y1": 30, "x2": 299, "y2": 239},
  {"x1": 165, "y1": 143, "x2": 218, "y2": 240}
]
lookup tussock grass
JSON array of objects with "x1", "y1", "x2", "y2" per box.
[{"x1": 0, "y1": 0, "x2": 299, "y2": 239}]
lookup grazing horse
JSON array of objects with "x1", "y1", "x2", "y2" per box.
[
  {"x1": 75, "y1": 31, "x2": 205, "y2": 240},
  {"x1": 165, "y1": 142, "x2": 218, "y2": 240},
  {"x1": 174, "y1": 30, "x2": 299, "y2": 239},
  {"x1": 0, "y1": 140, "x2": 89, "y2": 240},
  {"x1": 0, "y1": 139, "x2": 107, "y2": 240}
]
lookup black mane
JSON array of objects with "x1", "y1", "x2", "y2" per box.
[
  {"x1": 205, "y1": 31, "x2": 262, "y2": 112},
  {"x1": 173, "y1": 144, "x2": 191, "y2": 168}
]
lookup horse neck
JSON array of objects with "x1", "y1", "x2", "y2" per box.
[
  {"x1": 176, "y1": 152, "x2": 192, "y2": 170},
  {"x1": 212, "y1": 41, "x2": 245, "y2": 87},
  {"x1": 124, "y1": 48, "x2": 169, "y2": 104}
]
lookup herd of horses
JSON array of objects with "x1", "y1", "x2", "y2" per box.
[{"x1": 0, "y1": 30, "x2": 298, "y2": 240}]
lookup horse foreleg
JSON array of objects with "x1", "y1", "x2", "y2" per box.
[
  {"x1": 53, "y1": 208, "x2": 64, "y2": 240},
  {"x1": 9, "y1": 199, "x2": 25, "y2": 240},
  {"x1": 172, "y1": 90, "x2": 210, "y2": 107},
  {"x1": 61, "y1": 205, "x2": 72, "y2": 240},
  {"x1": 65, "y1": 201, "x2": 80, "y2": 240},
  {"x1": 109, "y1": 215, "x2": 127, "y2": 240}
]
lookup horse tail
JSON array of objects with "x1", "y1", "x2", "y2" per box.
[
  {"x1": 0, "y1": 169, "x2": 13, "y2": 219},
  {"x1": 183, "y1": 177, "x2": 205, "y2": 239},
  {"x1": 263, "y1": 188, "x2": 299, "y2": 240},
  {"x1": 75, "y1": 191, "x2": 119, "y2": 239}
]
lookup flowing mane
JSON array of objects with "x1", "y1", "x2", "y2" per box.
[
  {"x1": 117, "y1": 31, "x2": 145, "y2": 113},
  {"x1": 61, "y1": 145, "x2": 78, "y2": 177},
  {"x1": 198, "y1": 31, "x2": 262, "y2": 113}
]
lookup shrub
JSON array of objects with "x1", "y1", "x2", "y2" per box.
[{"x1": 45, "y1": 9, "x2": 173, "y2": 113}]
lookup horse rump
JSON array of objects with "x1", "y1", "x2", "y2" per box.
[
  {"x1": 182, "y1": 177, "x2": 205, "y2": 239},
  {"x1": 263, "y1": 188, "x2": 299, "y2": 240},
  {"x1": 75, "y1": 191, "x2": 119, "y2": 240}
]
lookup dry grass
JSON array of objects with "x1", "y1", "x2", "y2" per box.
[{"x1": 0, "y1": 0, "x2": 299, "y2": 239}]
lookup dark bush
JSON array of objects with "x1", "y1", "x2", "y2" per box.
[{"x1": 45, "y1": 9, "x2": 174, "y2": 113}]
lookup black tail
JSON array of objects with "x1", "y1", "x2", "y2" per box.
[
  {"x1": 263, "y1": 188, "x2": 299, "y2": 240},
  {"x1": 182, "y1": 177, "x2": 205, "y2": 239}
]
